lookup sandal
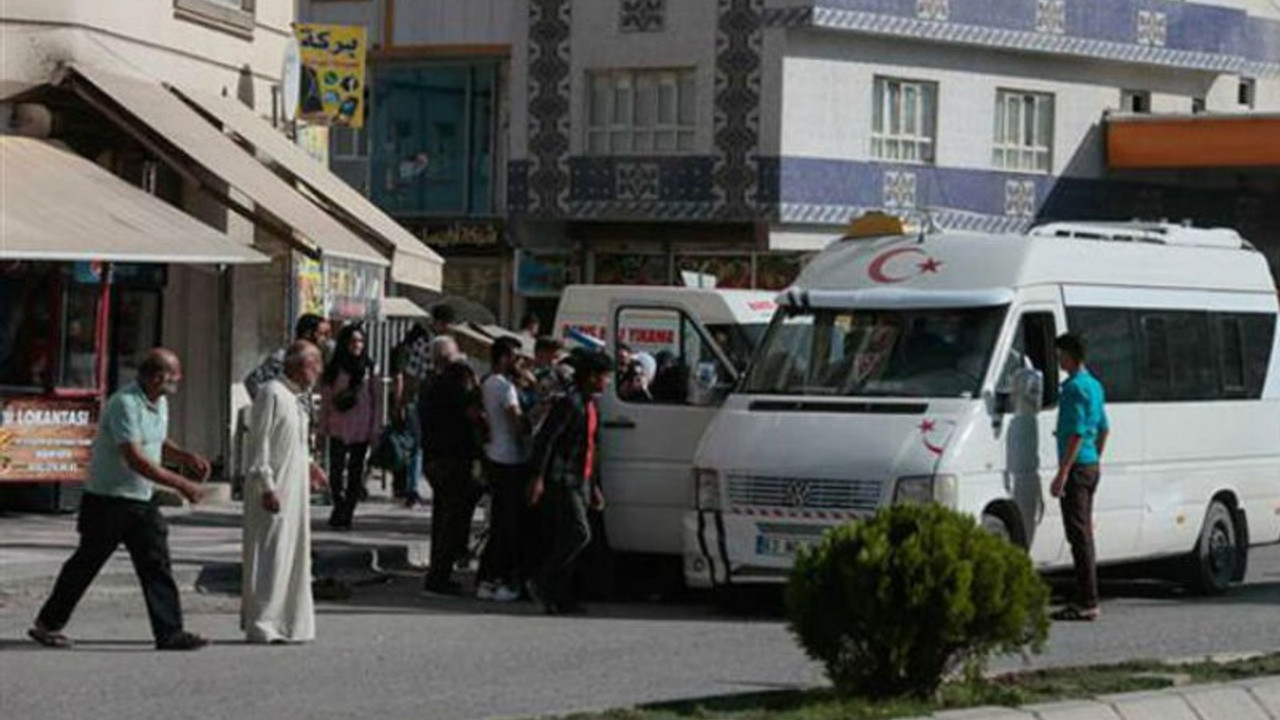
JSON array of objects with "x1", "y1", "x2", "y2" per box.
[
  {"x1": 1051, "y1": 605, "x2": 1100, "y2": 622},
  {"x1": 28, "y1": 625, "x2": 73, "y2": 649}
]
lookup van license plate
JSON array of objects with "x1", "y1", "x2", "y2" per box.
[{"x1": 756, "y1": 533, "x2": 817, "y2": 558}]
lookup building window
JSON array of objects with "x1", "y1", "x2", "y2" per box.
[
  {"x1": 174, "y1": 0, "x2": 254, "y2": 35},
  {"x1": 330, "y1": 127, "x2": 370, "y2": 195},
  {"x1": 370, "y1": 63, "x2": 496, "y2": 215},
  {"x1": 1121, "y1": 89, "x2": 1151, "y2": 114},
  {"x1": 993, "y1": 90, "x2": 1054, "y2": 173},
  {"x1": 871, "y1": 77, "x2": 937, "y2": 164},
  {"x1": 1192, "y1": 97, "x2": 1207, "y2": 114},
  {"x1": 586, "y1": 69, "x2": 697, "y2": 155},
  {"x1": 1239, "y1": 78, "x2": 1257, "y2": 108}
]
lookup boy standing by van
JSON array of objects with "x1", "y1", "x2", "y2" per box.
[{"x1": 1050, "y1": 333, "x2": 1110, "y2": 622}]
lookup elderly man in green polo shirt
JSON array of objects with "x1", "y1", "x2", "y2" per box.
[{"x1": 28, "y1": 348, "x2": 212, "y2": 651}]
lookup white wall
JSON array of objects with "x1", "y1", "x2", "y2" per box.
[
  {"x1": 393, "y1": 0, "x2": 515, "y2": 46},
  {"x1": 567, "y1": 0, "x2": 719, "y2": 155},
  {"x1": 779, "y1": 30, "x2": 1232, "y2": 177},
  {"x1": 0, "y1": 0, "x2": 293, "y2": 112}
]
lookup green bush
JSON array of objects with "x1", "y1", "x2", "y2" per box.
[{"x1": 785, "y1": 503, "x2": 1050, "y2": 699}]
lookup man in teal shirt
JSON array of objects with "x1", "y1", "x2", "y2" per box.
[
  {"x1": 1050, "y1": 333, "x2": 1110, "y2": 622},
  {"x1": 29, "y1": 348, "x2": 212, "y2": 650}
]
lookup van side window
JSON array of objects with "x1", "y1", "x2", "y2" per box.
[
  {"x1": 1066, "y1": 308, "x2": 1139, "y2": 402},
  {"x1": 1219, "y1": 317, "x2": 1246, "y2": 393},
  {"x1": 1241, "y1": 313, "x2": 1276, "y2": 399},
  {"x1": 1141, "y1": 314, "x2": 1172, "y2": 399},
  {"x1": 998, "y1": 311, "x2": 1058, "y2": 407},
  {"x1": 1071, "y1": 307, "x2": 1274, "y2": 403},
  {"x1": 1167, "y1": 311, "x2": 1217, "y2": 400},
  {"x1": 614, "y1": 306, "x2": 733, "y2": 407}
]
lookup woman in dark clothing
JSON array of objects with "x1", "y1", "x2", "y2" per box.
[{"x1": 319, "y1": 324, "x2": 381, "y2": 530}]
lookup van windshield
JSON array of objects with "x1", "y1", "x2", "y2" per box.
[
  {"x1": 741, "y1": 305, "x2": 1008, "y2": 398},
  {"x1": 706, "y1": 322, "x2": 769, "y2": 374}
]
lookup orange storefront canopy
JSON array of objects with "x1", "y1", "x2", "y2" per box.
[{"x1": 1108, "y1": 113, "x2": 1280, "y2": 170}]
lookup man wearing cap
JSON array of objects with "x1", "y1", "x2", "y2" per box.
[{"x1": 526, "y1": 350, "x2": 614, "y2": 614}]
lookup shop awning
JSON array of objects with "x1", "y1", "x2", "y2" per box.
[
  {"x1": 380, "y1": 296, "x2": 430, "y2": 319},
  {"x1": 173, "y1": 89, "x2": 444, "y2": 292},
  {"x1": 0, "y1": 136, "x2": 268, "y2": 265},
  {"x1": 63, "y1": 64, "x2": 389, "y2": 269},
  {"x1": 1108, "y1": 113, "x2": 1280, "y2": 169}
]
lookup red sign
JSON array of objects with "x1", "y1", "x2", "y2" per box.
[{"x1": 0, "y1": 397, "x2": 99, "y2": 482}]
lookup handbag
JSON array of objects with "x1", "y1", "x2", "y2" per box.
[{"x1": 370, "y1": 421, "x2": 415, "y2": 473}]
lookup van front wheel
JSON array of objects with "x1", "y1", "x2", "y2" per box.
[
  {"x1": 981, "y1": 512, "x2": 1015, "y2": 546},
  {"x1": 1185, "y1": 500, "x2": 1240, "y2": 596}
]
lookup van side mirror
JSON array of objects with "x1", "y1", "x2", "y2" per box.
[{"x1": 1010, "y1": 368, "x2": 1044, "y2": 415}]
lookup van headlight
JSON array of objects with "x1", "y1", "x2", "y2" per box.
[
  {"x1": 893, "y1": 474, "x2": 958, "y2": 507},
  {"x1": 694, "y1": 468, "x2": 722, "y2": 511}
]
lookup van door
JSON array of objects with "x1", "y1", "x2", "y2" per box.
[
  {"x1": 995, "y1": 299, "x2": 1067, "y2": 567},
  {"x1": 599, "y1": 302, "x2": 737, "y2": 556}
]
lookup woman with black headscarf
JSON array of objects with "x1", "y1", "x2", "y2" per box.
[{"x1": 319, "y1": 324, "x2": 382, "y2": 529}]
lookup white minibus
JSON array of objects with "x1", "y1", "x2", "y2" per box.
[
  {"x1": 686, "y1": 217, "x2": 1280, "y2": 595},
  {"x1": 553, "y1": 286, "x2": 778, "y2": 571}
]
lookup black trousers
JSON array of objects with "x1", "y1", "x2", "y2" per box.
[
  {"x1": 328, "y1": 439, "x2": 369, "y2": 528},
  {"x1": 535, "y1": 482, "x2": 592, "y2": 608},
  {"x1": 1060, "y1": 464, "x2": 1101, "y2": 609},
  {"x1": 424, "y1": 456, "x2": 481, "y2": 585},
  {"x1": 477, "y1": 461, "x2": 529, "y2": 585},
  {"x1": 36, "y1": 492, "x2": 185, "y2": 643}
]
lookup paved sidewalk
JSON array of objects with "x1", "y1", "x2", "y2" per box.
[
  {"x1": 0, "y1": 492, "x2": 436, "y2": 598},
  {"x1": 918, "y1": 676, "x2": 1280, "y2": 720}
]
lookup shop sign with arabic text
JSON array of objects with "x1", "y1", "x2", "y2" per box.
[{"x1": 294, "y1": 23, "x2": 367, "y2": 128}]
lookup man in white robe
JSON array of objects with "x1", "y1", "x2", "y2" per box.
[{"x1": 242, "y1": 341, "x2": 327, "y2": 644}]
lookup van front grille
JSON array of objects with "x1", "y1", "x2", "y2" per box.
[{"x1": 726, "y1": 475, "x2": 884, "y2": 512}]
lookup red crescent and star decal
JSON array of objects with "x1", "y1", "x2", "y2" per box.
[
  {"x1": 918, "y1": 418, "x2": 957, "y2": 456},
  {"x1": 867, "y1": 246, "x2": 944, "y2": 284}
]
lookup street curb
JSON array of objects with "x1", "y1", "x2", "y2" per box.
[
  {"x1": 0, "y1": 542, "x2": 417, "y2": 600},
  {"x1": 907, "y1": 676, "x2": 1280, "y2": 720}
]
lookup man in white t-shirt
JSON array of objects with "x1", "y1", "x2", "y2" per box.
[{"x1": 476, "y1": 337, "x2": 530, "y2": 602}]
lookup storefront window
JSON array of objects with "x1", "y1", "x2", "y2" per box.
[
  {"x1": 110, "y1": 289, "x2": 162, "y2": 391},
  {"x1": 371, "y1": 63, "x2": 496, "y2": 216},
  {"x1": 0, "y1": 262, "x2": 106, "y2": 391},
  {"x1": 0, "y1": 263, "x2": 59, "y2": 390},
  {"x1": 755, "y1": 254, "x2": 806, "y2": 290},
  {"x1": 594, "y1": 253, "x2": 669, "y2": 286},
  {"x1": 674, "y1": 255, "x2": 753, "y2": 289},
  {"x1": 59, "y1": 284, "x2": 101, "y2": 389}
]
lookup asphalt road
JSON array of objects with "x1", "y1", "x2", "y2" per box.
[{"x1": 4, "y1": 545, "x2": 1280, "y2": 720}]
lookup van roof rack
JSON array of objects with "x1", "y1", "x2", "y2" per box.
[{"x1": 1028, "y1": 221, "x2": 1251, "y2": 250}]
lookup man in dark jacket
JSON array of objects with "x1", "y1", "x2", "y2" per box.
[
  {"x1": 419, "y1": 349, "x2": 483, "y2": 596},
  {"x1": 526, "y1": 350, "x2": 614, "y2": 614}
]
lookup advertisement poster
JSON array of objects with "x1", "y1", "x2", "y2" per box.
[
  {"x1": 296, "y1": 124, "x2": 330, "y2": 166},
  {"x1": 293, "y1": 253, "x2": 325, "y2": 318},
  {"x1": 325, "y1": 258, "x2": 383, "y2": 320},
  {"x1": 0, "y1": 398, "x2": 99, "y2": 482},
  {"x1": 294, "y1": 23, "x2": 367, "y2": 128}
]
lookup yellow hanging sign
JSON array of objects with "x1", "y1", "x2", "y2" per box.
[{"x1": 293, "y1": 23, "x2": 367, "y2": 128}]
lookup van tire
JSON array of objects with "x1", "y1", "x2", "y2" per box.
[
  {"x1": 1185, "y1": 500, "x2": 1240, "y2": 596},
  {"x1": 981, "y1": 510, "x2": 1020, "y2": 548}
]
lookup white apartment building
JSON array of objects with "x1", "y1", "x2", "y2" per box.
[
  {"x1": 506, "y1": 0, "x2": 1280, "y2": 301},
  {"x1": 0, "y1": 0, "x2": 441, "y2": 506}
]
